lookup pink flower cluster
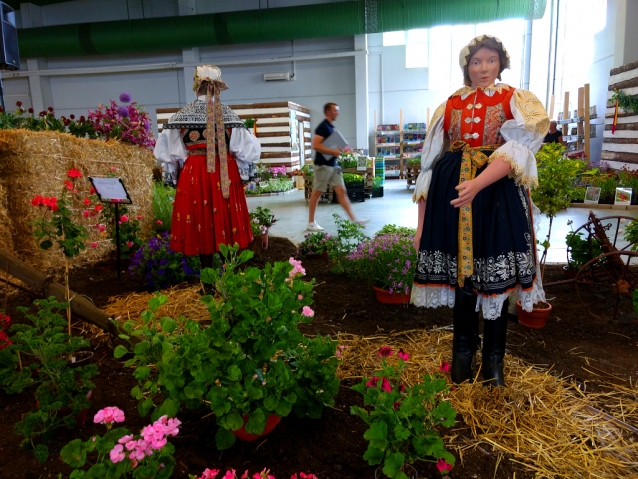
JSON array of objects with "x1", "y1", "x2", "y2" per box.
[
  {"x1": 288, "y1": 257, "x2": 305, "y2": 277},
  {"x1": 108, "y1": 414, "x2": 181, "y2": 467},
  {"x1": 268, "y1": 165, "x2": 287, "y2": 177},
  {"x1": 89, "y1": 97, "x2": 155, "y2": 150},
  {"x1": 196, "y1": 468, "x2": 317, "y2": 479},
  {"x1": 93, "y1": 406, "x2": 125, "y2": 424}
]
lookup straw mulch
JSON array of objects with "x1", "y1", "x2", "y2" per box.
[
  {"x1": 336, "y1": 329, "x2": 638, "y2": 479},
  {"x1": 0, "y1": 129, "x2": 156, "y2": 271},
  {"x1": 103, "y1": 284, "x2": 210, "y2": 327}
]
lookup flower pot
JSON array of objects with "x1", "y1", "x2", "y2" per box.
[
  {"x1": 516, "y1": 300, "x2": 552, "y2": 329},
  {"x1": 262, "y1": 230, "x2": 269, "y2": 250},
  {"x1": 68, "y1": 351, "x2": 94, "y2": 369},
  {"x1": 563, "y1": 265, "x2": 577, "y2": 279},
  {"x1": 373, "y1": 285, "x2": 411, "y2": 304},
  {"x1": 374, "y1": 464, "x2": 417, "y2": 479},
  {"x1": 230, "y1": 414, "x2": 281, "y2": 442}
]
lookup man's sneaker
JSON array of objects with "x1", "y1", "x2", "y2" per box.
[
  {"x1": 357, "y1": 218, "x2": 370, "y2": 226},
  {"x1": 306, "y1": 221, "x2": 324, "y2": 232}
]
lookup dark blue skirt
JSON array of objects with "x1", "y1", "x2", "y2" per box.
[{"x1": 414, "y1": 150, "x2": 537, "y2": 296}]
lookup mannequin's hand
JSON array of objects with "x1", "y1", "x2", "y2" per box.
[{"x1": 451, "y1": 179, "x2": 482, "y2": 209}]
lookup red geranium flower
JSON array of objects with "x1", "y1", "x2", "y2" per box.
[
  {"x1": 64, "y1": 180, "x2": 74, "y2": 190},
  {"x1": 365, "y1": 376, "x2": 379, "y2": 388},
  {"x1": 67, "y1": 167, "x2": 82, "y2": 179},
  {"x1": 378, "y1": 346, "x2": 393, "y2": 357},
  {"x1": 28, "y1": 107, "x2": 34, "y2": 114},
  {"x1": 439, "y1": 361, "x2": 450, "y2": 373},
  {"x1": 0, "y1": 330, "x2": 12, "y2": 350},
  {"x1": 83, "y1": 198, "x2": 91, "y2": 206},
  {"x1": 16, "y1": 101, "x2": 22, "y2": 107},
  {"x1": 31, "y1": 195, "x2": 44, "y2": 206}
]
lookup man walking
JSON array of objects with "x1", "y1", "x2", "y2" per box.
[{"x1": 306, "y1": 102, "x2": 368, "y2": 231}]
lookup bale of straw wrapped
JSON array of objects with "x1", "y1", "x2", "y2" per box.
[{"x1": 0, "y1": 129, "x2": 156, "y2": 271}]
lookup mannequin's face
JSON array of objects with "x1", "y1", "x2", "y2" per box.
[{"x1": 468, "y1": 46, "x2": 500, "y2": 89}]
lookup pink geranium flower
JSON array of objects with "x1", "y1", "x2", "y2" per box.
[
  {"x1": 365, "y1": 376, "x2": 379, "y2": 388},
  {"x1": 397, "y1": 348, "x2": 410, "y2": 361},
  {"x1": 378, "y1": 346, "x2": 393, "y2": 357},
  {"x1": 436, "y1": 458, "x2": 453, "y2": 474},
  {"x1": 381, "y1": 377, "x2": 392, "y2": 393},
  {"x1": 301, "y1": 306, "x2": 314, "y2": 317},
  {"x1": 439, "y1": 361, "x2": 450, "y2": 373}
]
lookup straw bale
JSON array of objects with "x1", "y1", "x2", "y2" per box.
[
  {"x1": 335, "y1": 329, "x2": 638, "y2": 478},
  {"x1": 0, "y1": 129, "x2": 155, "y2": 271}
]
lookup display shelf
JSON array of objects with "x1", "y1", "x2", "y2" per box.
[
  {"x1": 373, "y1": 111, "x2": 427, "y2": 180},
  {"x1": 558, "y1": 84, "x2": 602, "y2": 160}
]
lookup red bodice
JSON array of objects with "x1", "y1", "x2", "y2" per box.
[{"x1": 444, "y1": 87, "x2": 516, "y2": 147}]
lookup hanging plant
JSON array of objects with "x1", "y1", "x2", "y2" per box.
[{"x1": 611, "y1": 88, "x2": 638, "y2": 115}]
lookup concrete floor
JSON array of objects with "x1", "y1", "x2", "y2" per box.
[{"x1": 246, "y1": 179, "x2": 638, "y2": 264}]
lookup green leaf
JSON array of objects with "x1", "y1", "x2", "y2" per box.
[
  {"x1": 362, "y1": 444, "x2": 384, "y2": 465},
  {"x1": 153, "y1": 398, "x2": 180, "y2": 420},
  {"x1": 227, "y1": 365, "x2": 241, "y2": 381},
  {"x1": 39, "y1": 239, "x2": 53, "y2": 251},
  {"x1": 364, "y1": 420, "x2": 388, "y2": 448},
  {"x1": 274, "y1": 399, "x2": 292, "y2": 417},
  {"x1": 60, "y1": 439, "x2": 86, "y2": 468},
  {"x1": 184, "y1": 384, "x2": 203, "y2": 399},
  {"x1": 133, "y1": 366, "x2": 151, "y2": 380},
  {"x1": 383, "y1": 452, "x2": 406, "y2": 479},
  {"x1": 224, "y1": 412, "x2": 244, "y2": 431},
  {"x1": 215, "y1": 425, "x2": 236, "y2": 450},
  {"x1": 138, "y1": 397, "x2": 154, "y2": 417},
  {"x1": 34, "y1": 444, "x2": 49, "y2": 464},
  {"x1": 160, "y1": 317, "x2": 176, "y2": 334},
  {"x1": 244, "y1": 408, "x2": 266, "y2": 435},
  {"x1": 263, "y1": 395, "x2": 279, "y2": 412}
]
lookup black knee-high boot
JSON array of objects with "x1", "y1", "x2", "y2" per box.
[
  {"x1": 481, "y1": 299, "x2": 509, "y2": 387},
  {"x1": 451, "y1": 287, "x2": 481, "y2": 384}
]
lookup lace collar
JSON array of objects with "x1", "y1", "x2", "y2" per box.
[{"x1": 452, "y1": 83, "x2": 512, "y2": 100}]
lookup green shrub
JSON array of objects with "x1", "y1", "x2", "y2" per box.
[{"x1": 152, "y1": 182, "x2": 174, "y2": 232}]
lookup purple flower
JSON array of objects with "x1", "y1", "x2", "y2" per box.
[
  {"x1": 117, "y1": 106, "x2": 130, "y2": 118},
  {"x1": 119, "y1": 92, "x2": 132, "y2": 103}
]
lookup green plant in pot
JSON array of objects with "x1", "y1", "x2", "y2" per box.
[
  {"x1": 351, "y1": 346, "x2": 456, "y2": 478},
  {"x1": 565, "y1": 220, "x2": 604, "y2": 274},
  {"x1": 0, "y1": 297, "x2": 98, "y2": 463},
  {"x1": 114, "y1": 245, "x2": 340, "y2": 450}
]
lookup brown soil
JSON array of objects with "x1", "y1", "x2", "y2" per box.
[{"x1": 1, "y1": 237, "x2": 637, "y2": 479}]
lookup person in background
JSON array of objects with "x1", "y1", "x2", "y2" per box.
[
  {"x1": 306, "y1": 102, "x2": 368, "y2": 232},
  {"x1": 154, "y1": 65, "x2": 260, "y2": 270},
  {"x1": 543, "y1": 120, "x2": 565, "y2": 145},
  {"x1": 411, "y1": 35, "x2": 548, "y2": 387}
]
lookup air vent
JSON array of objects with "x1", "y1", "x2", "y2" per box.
[{"x1": 263, "y1": 72, "x2": 291, "y2": 82}]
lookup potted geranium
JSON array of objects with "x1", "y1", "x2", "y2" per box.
[
  {"x1": 0, "y1": 297, "x2": 98, "y2": 463},
  {"x1": 115, "y1": 245, "x2": 340, "y2": 450},
  {"x1": 249, "y1": 206, "x2": 277, "y2": 250},
  {"x1": 346, "y1": 228, "x2": 416, "y2": 304},
  {"x1": 351, "y1": 346, "x2": 456, "y2": 479}
]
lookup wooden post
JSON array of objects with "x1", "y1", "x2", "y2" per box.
[
  {"x1": 399, "y1": 109, "x2": 404, "y2": 179},
  {"x1": 584, "y1": 83, "x2": 591, "y2": 161},
  {"x1": 549, "y1": 94, "x2": 555, "y2": 119},
  {"x1": 562, "y1": 91, "x2": 570, "y2": 137},
  {"x1": 0, "y1": 248, "x2": 115, "y2": 334},
  {"x1": 577, "y1": 87, "x2": 585, "y2": 151}
]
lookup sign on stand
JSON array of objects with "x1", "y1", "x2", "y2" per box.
[{"x1": 88, "y1": 177, "x2": 132, "y2": 280}]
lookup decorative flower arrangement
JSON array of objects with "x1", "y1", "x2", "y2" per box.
[
  {"x1": 0, "y1": 297, "x2": 98, "y2": 464},
  {"x1": 89, "y1": 92, "x2": 155, "y2": 150},
  {"x1": 249, "y1": 206, "x2": 277, "y2": 236},
  {"x1": 346, "y1": 231, "x2": 416, "y2": 295},
  {"x1": 60, "y1": 406, "x2": 180, "y2": 478},
  {"x1": 115, "y1": 245, "x2": 340, "y2": 450},
  {"x1": 247, "y1": 165, "x2": 294, "y2": 195},
  {"x1": 129, "y1": 232, "x2": 201, "y2": 291},
  {"x1": 350, "y1": 346, "x2": 456, "y2": 479},
  {"x1": 297, "y1": 231, "x2": 338, "y2": 257},
  {"x1": 191, "y1": 469, "x2": 318, "y2": 479}
]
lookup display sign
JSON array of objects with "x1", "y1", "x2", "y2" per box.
[
  {"x1": 615, "y1": 187, "x2": 632, "y2": 206},
  {"x1": 88, "y1": 177, "x2": 132, "y2": 204},
  {"x1": 584, "y1": 186, "x2": 601, "y2": 204}
]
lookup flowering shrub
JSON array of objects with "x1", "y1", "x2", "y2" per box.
[
  {"x1": 31, "y1": 167, "x2": 97, "y2": 258},
  {"x1": 89, "y1": 92, "x2": 155, "y2": 150},
  {"x1": 60, "y1": 406, "x2": 179, "y2": 478},
  {"x1": 249, "y1": 206, "x2": 277, "y2": 235},
  {"x1": 297, "y1": 232, "x2": 338, "y2": 257},
  {"x1": 351, "y1": 346, "x2": 456, "y2": 478},
  {"x1": 191, "y1": 469, "x2": 318, "y2": 479},
  {"x1": 346, "y1": 231, "x2": 416, "y2": 295},
  {"x1": 0, "y1": 297, "x2": 98, "y2": 463},
  {"x1": 129, "y1": 232, "x2": 201, "y2": 290},
  {"x1": 115, "y1": 245, "x2": 340, "y2": 450},
  {"x1": 328, "y1": 214, "x2": 369, "y2": 274}
]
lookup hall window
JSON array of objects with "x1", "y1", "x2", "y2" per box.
[{"x1": 406, "y1": 29, "x2": 429, "y2": 68}]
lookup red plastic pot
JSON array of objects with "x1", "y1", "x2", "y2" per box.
[
  {"x1": 230, "y1": 414, "x2": 281, "y2": 442},
  {"x1": 516, "y1": 300, "x2": 552, "y2": 329},
  {"x1": 373, "y1": 285, "x2": 411, "y2": 304}
]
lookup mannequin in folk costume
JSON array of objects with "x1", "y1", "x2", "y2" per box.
[
  {"x1": 154, "y1": 65, "x2": 261, "y2": 269},
  {"x1": 411, "y1": 36, "x2": 549, "y2": 386}
]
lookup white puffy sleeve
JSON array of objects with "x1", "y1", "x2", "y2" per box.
[
  {"x1": 229, "y1": 127, "x2": 261, "y2": 169},
  {"x1": 153, "y1": 128, "x2": 187, "y2": 179},
  {"x1": 413, "y1": 101, "x2": 449, "y2": 202},
  {"x1": 491, "y1": 89, "x2": 549, "y2": 189}
]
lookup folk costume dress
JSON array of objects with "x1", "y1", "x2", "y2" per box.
[
  {"x1": 411, "y1": 83, "x2": 549, "y2": 319},
  {"x1": 155, "y1": 96, "x2": 260, "y2": 255}
]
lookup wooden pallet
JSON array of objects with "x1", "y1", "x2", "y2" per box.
[{"x1": 405, "y1": 165, "x2": 421, "y2": 188}]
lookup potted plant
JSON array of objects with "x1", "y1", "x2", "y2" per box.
[
  {"x1": 351, "y1": 346, "x2": 456, "y2": 479},
  {"x1": 297, "y1": 231, "x2": 338, "y2": 258},
  {"x1": 345, "y1": 228, "x2": 416, "y2": 303},
  {"x1": 328, "y1": 214, "x2": 369, "y2": 274},
  {"x1": 249, "y1": 206, "x2": 277, "y2": 250},
  {"x1": 0, "y1": 297, "x2": 98, "y2": 463},
  {"x1": 61, "y1": 406, "x2": 180, "y2": 478},
  {"x1": 524, "y1": 143, "x2": 586, "y2": 327},
  {"x1": 114, "y1": 245, "x2": 341, "y2": 451},
  {"x1": 128, "y1": 231, "x2": 201, "y2": 291}
]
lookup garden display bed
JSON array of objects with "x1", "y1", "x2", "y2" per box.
[{"x1": 1, "y1": 237, "x2": 637, "y2": 479}]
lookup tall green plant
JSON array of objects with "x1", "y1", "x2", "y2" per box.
[
  {"x1": 152, "y1": 182, "x2": 174, "y2": 232},
  {"x1": 532, "y1": 143, "x2": 585, "y2": 276}
]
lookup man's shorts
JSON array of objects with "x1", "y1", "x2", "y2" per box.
[{"x1": 313, "y1": 165, "x2": 345, "y2": 192}]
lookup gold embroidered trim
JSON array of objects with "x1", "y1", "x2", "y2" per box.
[
  {"x1": 451, "y1": 83, "x2": 512, "y2": 98},
  {"x1": 513, "y1": 89, "x2": 549, "y2": 136},
  {"x1": 491, "y1": 152, "x2": 539, "y2": 189},
  {"x1": 413, "y1": 189, "x2": 428, "y2": 203},
  {"x1": 427, "y1": 102, "x2": 446, "y2": 140}
]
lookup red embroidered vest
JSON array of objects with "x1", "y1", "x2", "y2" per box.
[{"x1": 443, "y1": 87, "x2": 516, "y2": 147}]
